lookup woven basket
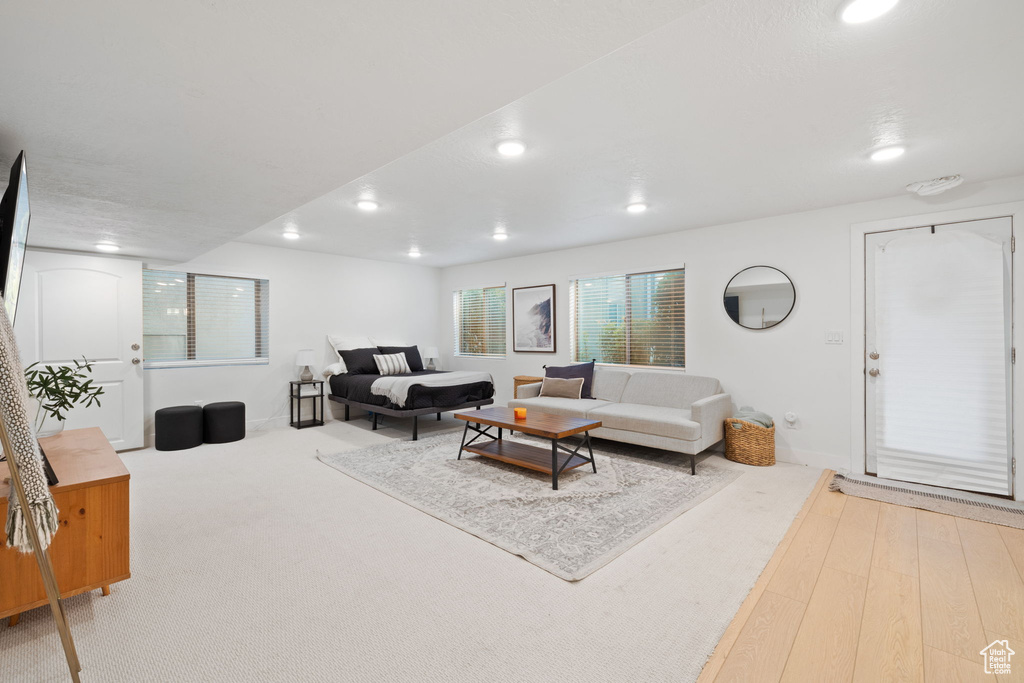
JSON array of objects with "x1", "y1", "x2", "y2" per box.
[
  {"x1": 724, "y1": 418, "x2": 776, "y2": 466},
  {"x1": 513, "y1": 375, "x2": 544, "y2": 399}
]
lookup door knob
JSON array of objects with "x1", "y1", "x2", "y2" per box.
[
  {"x1": 868, "y1": 368, "x2": 880, "y2": 377},
  {"x1": 131, "y1": 343, "x2": 140, "y2": 351},
  {"x1": 132, "y1": 358, "x2": 141, "y2": 365},
  {"x1": 869, "y1": 351, "x2": 879, "y2": 360}
]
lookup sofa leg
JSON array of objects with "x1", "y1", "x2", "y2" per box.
[{"x1": 691, "y1": 454, "x2": 696, "y2": 475}]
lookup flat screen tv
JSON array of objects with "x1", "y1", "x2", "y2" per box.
[{"x1": 0, "y1": 151, "x2": 30, "y2": 326}]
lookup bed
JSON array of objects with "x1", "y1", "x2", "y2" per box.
[{"x1": 325, "y1": 344, "x2": 494, "y2": 440}]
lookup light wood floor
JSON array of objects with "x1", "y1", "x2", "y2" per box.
[{"x1": 698, "y1": 470, "x2": 1024, "y2": 682}]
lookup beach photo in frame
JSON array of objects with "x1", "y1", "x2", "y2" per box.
[{"x1": 512, "y1": 284, "x2": 556, "y2": 353}]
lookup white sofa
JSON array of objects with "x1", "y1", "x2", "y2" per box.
[{"x1": 507, "y1": 368, "x2": 732, "y2": 474}]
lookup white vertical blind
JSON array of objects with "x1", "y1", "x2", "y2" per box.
[
  {"x1": 873, "y1": 225, "x2": 1012, "y2": 495},
  {"x1": 453, "y1": 286, "x2": 506, "y2": 357},
  {"x1": 143, "y1": 269, "x2": 270, "y2": 367},
  {"x1": 570, "y1": 268, "x2": 685, "y2": 368}
]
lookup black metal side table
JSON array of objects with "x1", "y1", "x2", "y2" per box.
[{"x1": 289, "y1": 380, "x2": 325, "y2": 429}]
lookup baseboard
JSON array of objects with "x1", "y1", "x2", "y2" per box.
[{"x1": 773, "y1": 447, "x2": 847, "y2": 472}]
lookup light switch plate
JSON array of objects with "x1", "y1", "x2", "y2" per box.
[{"x1": 825, "y1": 329, "x2": 844, "y2": 344}]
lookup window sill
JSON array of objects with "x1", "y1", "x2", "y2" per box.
[
  {"x1": 592, "y1": 362, "x2": 686, "y2": 372},
  {"x1": 144, "y1": 358, "x2": 270, "y2": 370},
  {"x1": 453, "y1": 354, "x2": 506, "y2": 361}
]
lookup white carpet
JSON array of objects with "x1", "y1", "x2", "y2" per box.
[{"x1": 0, "y1": 417, "x2": 822, "y2": 682}]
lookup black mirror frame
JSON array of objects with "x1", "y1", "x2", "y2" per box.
[{"x1": 723, "y1": 265, "x2": 796, "y2": 330}]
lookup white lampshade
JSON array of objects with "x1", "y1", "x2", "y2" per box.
[
  {"x1": 295, "y1": 349, "x2": 315, "y2": 366},
  {"x1": 422, "y1": 346, "x2": 439, "y2": 359}
]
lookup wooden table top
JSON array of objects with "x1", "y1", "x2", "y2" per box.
[
  {"x1": 1, "y1": 427, "x2": 129, "y2": 501},
  {"x1": 455, "y1": 406, "x2": 600, "y2": 440}
]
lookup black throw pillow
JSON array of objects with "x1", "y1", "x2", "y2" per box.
[
  {"x1": 545, "y1": 361, "x2": 595, "y2": 399},
  {"x1": 339, "y1": 347, "x2": 381, "y2": 375},
  {"x1": 377, "y1": 345, "x2": 424, "y2": 372}
]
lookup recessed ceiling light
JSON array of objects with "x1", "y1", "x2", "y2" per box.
[
  {"x1": 839, "y1": 0, "x2": 898, "y2": 24},
  {"x1": 493, "y1": 231, "x2": 508, "y2": 241},
  {"x1": 870, "y1": 146, "x2": 905, "y2": 162},
  {"x1": 95, "y1": 243, "x2": 120, "y2": 252},
  {"x1": 356, "y1": 199, "x2": 379, "y2": 211},
  {"x1": 408, "y1": 248, "x2": 421, "y2": 258},
  {"x1": 496, "y1": 140, "x2": 526, "y2": 157},
  {"x1": 626, "y1": 202, "x2": 648, "y2": 214},
  {"x1": 282, "y1": 231, "x2": 300, "y2": 240}
]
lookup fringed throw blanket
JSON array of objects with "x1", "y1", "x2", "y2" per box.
[
  {"x1": 370, "y1": 371, "x2": 493, "y2": 408},
  {"x1": 0, "y1": 306, "x2": 59, "y2": 552}
]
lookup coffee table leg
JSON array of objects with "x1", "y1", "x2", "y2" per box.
[
  {"x1": 587, "y1": 433, "x2": 597, "y2": 473},
  {"x1": 458, "y1": 422, "x2": 469, "y2": 460},
  {"x1": 551, "y1": 439, "x2": 559, "y2": 490}
]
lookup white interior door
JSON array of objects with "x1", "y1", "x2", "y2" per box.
[
  {"x1": 865, "y1": 217, "x2": 1014, "y2": 496},
  {"x1": 14, "y1": 250, "x2": 144, "y2": 450}
]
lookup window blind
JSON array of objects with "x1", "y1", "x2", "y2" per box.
[
  {"x1": 570, "y1": 268, "x2": 685, "y2": 368},
  {"x1": 143, "y1": 269, "x2": 270, "y2": 367},
  {"x1": 453, "y1": 285, "x2": 506, "y2": 358}
]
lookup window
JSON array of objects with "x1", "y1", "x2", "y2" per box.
[
  {"x1": 143, "y1": 269, "x2": 270, "y2": 368},
  {"x1": 570, "y1": 267, "x2": 685, "y2": 368},
  {"x1": 453, "y1": 285, "x2": 506, "y2": 358}
]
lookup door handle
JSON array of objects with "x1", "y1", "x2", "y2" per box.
[
  {"x1": 868, "y1": 368, "x2": 880, "y2": 377},
  {"x1": 131, "y1": 343, "x2": 140, "y2": 351},
  {"x1": 132, "y1": 358, "x2": 141, "y2": 365},
  {"x1": 869, "y1": 351, "x2": 879, "y2": 360}
]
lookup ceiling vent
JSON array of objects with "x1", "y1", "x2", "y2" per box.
[{"x1": 906, "y1": 175, "x2": 964, "y2": 196}]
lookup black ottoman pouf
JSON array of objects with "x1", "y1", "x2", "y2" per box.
[
  {"x1": 203, "y1": 401, "x2": 245, "y2": 444},
  {"x1": 155, "y1": 405, "x2": 203, "y2": 451}
]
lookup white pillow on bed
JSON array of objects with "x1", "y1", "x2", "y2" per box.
[
  {"x1": 322, "y1": 362, "x2": 346, "y2": 378},
  {"x1": 373, "y1": 352, "x2": 411, "y2": 376}
]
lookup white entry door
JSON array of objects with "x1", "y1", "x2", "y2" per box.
[
  {"x1": 14, "y1": 250, "x2": 144, "y2": 450},
  {"x1": 865, "y1": 217, "x2": 1014, "y2": 496}
]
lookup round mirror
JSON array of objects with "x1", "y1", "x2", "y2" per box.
[{"x1": 723, "y1": 266, "x2": 796, "y2": 330}]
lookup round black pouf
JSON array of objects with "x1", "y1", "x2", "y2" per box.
[
  {"x1": 155, "y1": 405, "x2": 204, "y2": 451},
  {"x1": 203, "y1": 401, "x2": 245, "y2": 444}
]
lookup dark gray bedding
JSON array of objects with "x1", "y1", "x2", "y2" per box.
[{"x1": 329, "y1": 370, "x2": 493, "y2": 411}]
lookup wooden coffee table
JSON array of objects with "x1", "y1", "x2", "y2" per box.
[{"x1": 455, "y1": 406, "x2": 601, "y2": 490}]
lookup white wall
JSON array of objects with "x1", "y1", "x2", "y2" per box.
[
  {"x1": 142, "y1": 242, "x2": 441, "y2": 439},
  {"x1": 440, "y1": 175, "x2": 1024, "y2": 471}
]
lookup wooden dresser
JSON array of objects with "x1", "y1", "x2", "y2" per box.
[{"x1": 0, "y1": 427, "x2": 130, "y2": 625}]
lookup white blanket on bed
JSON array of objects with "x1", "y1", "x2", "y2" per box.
[{"x1": 370, "y1": 371, "x2": 493, "y2": 408}]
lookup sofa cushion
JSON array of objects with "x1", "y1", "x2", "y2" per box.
[
  {"x1": 619, "y1": 372, "x2": 722, "y2": 409},
  {"x1": 586, "y1": 403, "x2": 701, "y2": 441},
  {"x1": 591, "y1": 369, "x2": 631, "y2": 402},
  {"x1": 506, "y1": 397, "x2": 612, "y2": 419}
]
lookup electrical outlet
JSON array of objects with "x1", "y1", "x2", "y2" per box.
[
  {"x1": 784, "y1": 412, "x2": 798, "y2": 429},
  {"x1": 825, "y1": 329, "x2": 844, "y2": 345}
]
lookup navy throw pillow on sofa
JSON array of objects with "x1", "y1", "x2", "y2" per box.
[{"x1": 545, "y1": 361, "x2": 595, "y2": 399}]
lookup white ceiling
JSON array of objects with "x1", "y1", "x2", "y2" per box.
[
  {"x1": 0, "y1": 0, "x2": 711, "y2": 261},
  {"x1": 238, "y1": 0, "x2": 1024, "y2": 267}
]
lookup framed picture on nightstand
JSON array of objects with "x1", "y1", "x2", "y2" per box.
[{"x1": 512, "y1": 284, "x2": 555, "y2": 353}]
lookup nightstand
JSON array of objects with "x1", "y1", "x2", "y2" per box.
[{"x1": 289, "y1": 380, "x2": 325, "y2": 429}]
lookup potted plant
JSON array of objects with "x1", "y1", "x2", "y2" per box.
[{"x1": 25, "y1": 357, "x2": 105, "y2": 437}]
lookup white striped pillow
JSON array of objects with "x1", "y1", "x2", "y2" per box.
[{"x1": 373, "y1": 352, "x2": 411, "y2": 376}]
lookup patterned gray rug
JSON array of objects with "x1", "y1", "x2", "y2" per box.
[{"x1": 318, "y1": 432, "x2": 742, "y2": 581}]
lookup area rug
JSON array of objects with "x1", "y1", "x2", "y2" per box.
[
  {"x1": 830, "y1": 473, "x2": 1024, "y2": 530},
  {"x1": 318, "y1": 432, "x2": 742, "y2": 580}
]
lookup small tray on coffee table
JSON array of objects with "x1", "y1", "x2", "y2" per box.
[{"x1": 454, "y1": 406, "x2": 601, "y2": 490}]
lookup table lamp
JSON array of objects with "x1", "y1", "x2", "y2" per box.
[
  {"x1": 422, "y1": 346, "x2": 440, "y2": 370},
  {"x1": 295, "y1": 349, "x2": 315, "y2": 381}
]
